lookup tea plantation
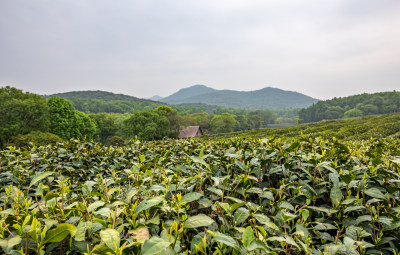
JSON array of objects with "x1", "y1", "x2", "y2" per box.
[{"x1": 1, "y1": 114, "x2": 400, "y2": 254}]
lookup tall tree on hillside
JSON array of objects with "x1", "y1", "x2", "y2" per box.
[
  {"x1": 48, "y1": 97, "x2": 97, "y2": 140},
  {"x1": 0, "y1": 86, "x2": 50, "y2": 147},
  {"x1": 89, "y1": 113, "x2": 119, "y2": 143},
  {"x1": 123, "y1": 109, "x2": 170, "y2": 140},
  {"x1": 210, "y1": 113, "x2": 237, "y2": 133},
  {"x1": 156, "y1": 106, "x2": 180, "y2": 138}
]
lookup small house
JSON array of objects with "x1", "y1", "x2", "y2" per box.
[{"x1": 178, "y1": 126, "x2": 203, "y2": 139}]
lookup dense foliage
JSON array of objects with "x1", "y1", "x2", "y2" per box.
[
  {"x1": 45, "y1": 89, "x2": 296, "y2": 125},
  {"x1": 0, "y1": 86, "x2": 50, "y2": 148},
  {"x1": 44, "y1": 91, "x2": 163, "y2": 114},
  {"x1": 48, "y1": 97, "x2": 97, "y2": 141},
  {"x1": 0, "y1": 87, "x2": 101, "y2": 148},
  {"x1": 1, "y1": 133, "x2": 400, "y2": 254},
  {"x1": 123, "y1": 109, "x2": 171, "y2": 141},
  {"x1": 210, "y1": 113, "x2": 400, "y2": 141},
  {"x1": 299, "y1": 91, "x2": 400, "y2": 123}
]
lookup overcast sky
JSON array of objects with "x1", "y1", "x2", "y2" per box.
[{"x1": 1, "y1": 0, "x2": 399, "y2": 100}]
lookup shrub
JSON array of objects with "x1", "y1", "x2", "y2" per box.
[{"x1": 8, "y1": 131, "x2": 63, "y2": 148}]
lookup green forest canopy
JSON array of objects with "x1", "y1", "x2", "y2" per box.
[{"x1": 299, "y1": 91, "x2": 400, "y2": 123}]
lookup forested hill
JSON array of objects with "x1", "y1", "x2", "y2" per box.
[
  {"x1": 44, "y1": 90, "x2": 164, "y2": 113},
  {"x1": 299, "y1": 91, "x2": 400, "y2": 123},
  {"x1": 47, "y1": 90, "x2": 149, "y2": 101},
  {"x1": 159, "y1": 85, "x2": 318, "y2": 109}
]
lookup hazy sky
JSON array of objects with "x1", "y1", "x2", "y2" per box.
[{"x1": 1, "y1": 0, "x2": 399, "y2": 100}]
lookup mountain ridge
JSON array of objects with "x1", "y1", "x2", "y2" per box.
[{"x1": 159, "y1": 85, "x2": 318, "y2": 110}]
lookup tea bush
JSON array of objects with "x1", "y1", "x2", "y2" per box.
[{"x1": 1, "y1": 135, "x2": 400, "y2": 254}]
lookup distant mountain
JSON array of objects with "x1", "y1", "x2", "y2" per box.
[
  {"x1": 160, "y1": 85, "x2": 318, "y2": 110},
  {"x1": 161, "y1": 85, "x2": 215, "y2": 102},
  {"x1": 149, "y1": 95, "x2": 163, "y2": 101}
]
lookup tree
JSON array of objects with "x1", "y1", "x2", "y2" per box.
[
  {"x1": 0, "y1": 86, "x2": 50, "y2": 147},
  {"x1": 179, "y1": 112, "x2": 211, "y2": 131},
  {"x1": 48, "y1": 97, "x2": 97, "y2": 140},
  {"x1": 89, "y1": 113, "x2": 119, "y2": 143},
  {"x1": 344, "y1": 108, "x2": 363, "y2": 118},
  {"x1": 210, "y1": 113, "x2": 237, "y2": 133},
  {"x1": 324, "y1": 106, "x2": 344, "y2": 119},
  {"x1": 156, "y1": 106, "x2": 180, "y2": 138},
  {"x1": 234, "y1": 115, "x2": 251, "y2": 131},
  {"x1": 123, "y1": 110, "x2": 170, "y2": 140},
  {"x1": 356, "y1": 103, "x2": 378, "y2": 115}
]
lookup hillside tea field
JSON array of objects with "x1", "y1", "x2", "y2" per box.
[{"x1": 1, "y1": 137, "x2": 400, "y2": 254}]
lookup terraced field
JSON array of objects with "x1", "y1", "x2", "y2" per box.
[{"x1": 1, "y1": 115, "x2": 400, "y2": 254}]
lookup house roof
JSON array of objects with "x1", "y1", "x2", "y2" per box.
[{"x1": 178, "y1": 126, "x2": 203, "y2": 139}]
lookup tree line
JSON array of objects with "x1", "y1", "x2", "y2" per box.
[
  {"x1": 1, "y1": 87, "x2": 278, "y2": 147},
  {"x1": 299, "y1": 91, "x2": 400, "y2": 123}
]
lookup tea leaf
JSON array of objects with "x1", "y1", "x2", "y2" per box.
[
  {"x1": 43, "y1": 223, "x2": 77, "y2": 244},
  {"x1": 135, "y1": 196, "x2": 164, "y2": 214},
  {"x1": 184, "y1": 214, "x2": 215, "y2": 229},
  {"x1": 29, "y1": 172, "x2": 53, "y2": 188},
  {"x1": 142, "y1": 236, "x2": 171, "y2": 255},
  {"x1": 100, "y1": 228, "x2": 120, "y2": 251}
]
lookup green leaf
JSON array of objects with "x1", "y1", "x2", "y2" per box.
[
  {"x1": 242, "y1": 226, "x2": 254, "y2": 249},
  {"x1": 377, "y1": 217, "x2": 392, "y2": 225},
  {"x1": 253, "y1": 214, "x2": 272, "y2": 225},
  {"x1": 307, "y1": 206, "x2": 338, "y2": 216},
  {"x1": 248, "y1": 240, "x2": 268, "y2": 252},
  {"x1": 190, "y1": 156, "x2": 209, "y2": 169},
  {"x1": 344, "y1": 205, "x2": 365, "y2": 214},
  {"x1": 43, "y1": 223, "x2": 77, "y2": 244},
  {"x1": 356, "y1": 215, "x2": 372, "y2": 225},
  {"x1": 135, "y1": 196, "x2": 164, "y2": 214},
  {"x1": 247, "y1": 187, "x2": 262, "y2": 194},
  {"x1": 340, "y1": 174, "x2": 352, "y2": 185},
  {"x1": 92, "y1": 242, "x2": 114, "y2": 254},
  {"x1": 391, "y1": 207, "x2": 400, "y2": 214},
  {"x1": 234, "y1": 207, "x2": 249, "y2": 225},
  {"x1": 181, "y1": 192, "x2": 203, "y2": 204},
  {"x1": 100, "y1": 228, "x2": 120, "y2": 252},
  {"x1": 124, "y1": 188, "x2": 138, "y2": 203},
  {"x1": 88, "y1": 200, "x2": 105, "y2": 212},
  {"x1": 267, "y1": 236, "x2": 299, "y2": 249},
  {"x1": 341, "y1": 198, "x2": 358, "y2": 205},
  {"x1": 279, "y1": 201, "x2": 295, "y2": 211},
  {"x1": 267, "y1": 236, "x2": 286, "y2": 243},
  {"x1": 225, "y1": 196, "x2": 244, "y2": 203},
  {"x1": 129, "y1": 227, "x2": 149, "y2": 244},
  {"x1": 29, "y1": 172, "x2": 53, "y2": 188},
  {"x1": 198, "y1": 198, "x2": 213, "y2": 208},
  {"x1": 146, "y1": 215, "x2": 160, "y2": 225},
  {"x1": 330, "y1": 186, "x2": 343, "y2": 206},
  {"x1": 213, "y1": 232, "x2": 241, "y2": 251},
  {"x1": 285, "y1": 236, "x2": 300, "y2": 249},
  {"x1": 94, "y1": 207, "x2": 111, "y2": 218},
  {"x1": 183, "y1": 214, "x2": 215, "y2": 229},
  {"x1": 207, "y1": 187, "x2": 223, "y2": 196},
  {"x1": 260, "y1": 191, "x2": 274, "y2": 200},
  {"x1": 364, "y1": 188, "x2": 386, "y2": 200},
  {"x1": 264, "y1": 221, "x2": 279, "y2": 230},
  {"x1": 75, "y1": 221, "x2": 93, "y2": 241},
  {"x1": 142, "y1": 236, "x2": 171, "y2": 255},
  {"x1": 230, "y1": 202, "x2": 246, "y2": 213},
  {"x1": 0, "y1": 235, "x2": 22, "y2": 253}
]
